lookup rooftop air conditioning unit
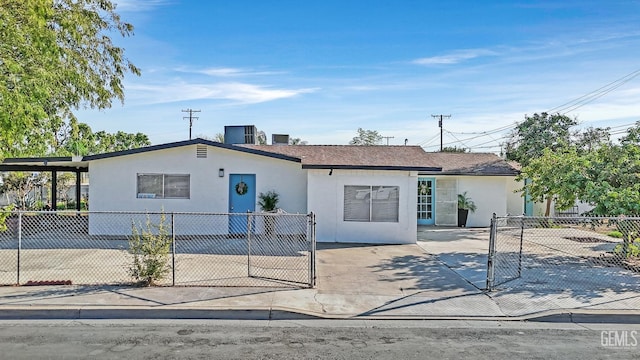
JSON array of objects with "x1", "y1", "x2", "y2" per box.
[
  {"x1": 224, "y1": 125, "x2": 257, "y2": 145},
  {"x1": 272, "y1": 134, "x2": 290, "y2": 145}
]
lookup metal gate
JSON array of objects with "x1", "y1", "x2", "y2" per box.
[
  {"x1": 486, "y1": 214, "x2": 640, "y2": 292},
  {"x1": 486, "y1": 214, "x2": 524, "y2": 290}
]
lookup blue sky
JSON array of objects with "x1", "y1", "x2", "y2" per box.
[{"x1": 77, "y1": 0, "x2": 640, "y2": 151}]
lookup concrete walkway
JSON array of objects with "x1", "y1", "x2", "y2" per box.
[{"x1": 0, "y1": 230, "x2": 638, "y2": 321}]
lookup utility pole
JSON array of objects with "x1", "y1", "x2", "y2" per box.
[
  {"x1": 182, "y1": 108, "x2": 201, "y2": 140},
  {"x1": 381, "y1": 136, "x2": 395, "y2": 145},
  {"x1": 431, "y1": 114, "x2": 451, "y2": 151}
]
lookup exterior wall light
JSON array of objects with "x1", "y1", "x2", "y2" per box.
[{"x1": 219, "y1": 168, "x2": 224, "y2": 177}]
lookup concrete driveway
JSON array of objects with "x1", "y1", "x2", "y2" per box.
[
  {"x1": 417, "y1": 226, "x2": 490, "y2": 290},
  {"x1": 314, "y1": 242, "x2": 501, "y2": 317}
]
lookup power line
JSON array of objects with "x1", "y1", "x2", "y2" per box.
[
  {"x1": 443, "y1": 130, "x2": 471, "y2": 150},
  {"x1": 427, "y1": 122, "x2": 638, "y2": 152},
  {"x1": 416, "y1": 70, "x2": 640, "y2": 149},
  {"x1": 417, "y1": 133, "x2": 441, "y2": 146},
  {"x1": 546, "y1": 68, "x2": 640, "y2": 114},
  {"x1": 425, "y1": 118, "x2": 638, "y2": 151},
  {"x1": 423, "y1": 132, "x2": 510, "y2": 150},
  {"x1": 442, "y1": 70, "x2": 640, "y2": 144}
]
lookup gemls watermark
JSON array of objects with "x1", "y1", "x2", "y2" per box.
[{"x1": 601, "y1": 330, "x2": 638, "y2": 348}]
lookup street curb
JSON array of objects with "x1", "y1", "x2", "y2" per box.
[
  {"x1": 1, "y1": 306, "x2": 639, "y2": 323},
  {"x1": 0, "y1": 307, "x2": 319, "y2": 321}
]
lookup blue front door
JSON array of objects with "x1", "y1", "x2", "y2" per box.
[
  {"x1": 417, "y1": 177, "x2": 435, "y2": 225},
  {"x1": 229, "y1": 174, "x2": 256, "y2": 234},
  {"x1": 524, "y1": 178, "x2": 534, "y2": 216}
]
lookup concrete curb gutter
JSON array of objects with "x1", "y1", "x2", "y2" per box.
[
  {"x1": 1, "y1": 306, "x2": 639, "y2": 323},
  {"x1": 0, "y1": 306, "x2": 313, "y2": 321}
]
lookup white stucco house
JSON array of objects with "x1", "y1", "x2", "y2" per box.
[{"x1": 1, "y1": 137, "x2": 522, "y2": 244}]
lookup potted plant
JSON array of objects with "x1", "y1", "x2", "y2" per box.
[
  {"x1": 457, "y1": 192, "x2": 477, "y2": 227},
  {"x1": 258, "y1": 190, "x2": 279, "y2": 236}
]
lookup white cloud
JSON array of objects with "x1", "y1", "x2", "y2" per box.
[
  {"x1": 413, "y1": 49, "x2": 498, "y2": 65},
  {"x1": 199, "y1": 68, "x2": 245, "y2": 77},
  {"x1": 343, "y1": 85, "x2": 380, "y2": 91},
  {"x1": 180, "y1": 67, "x2": 285, "y2": 77},
  {"x1": 114, "y1": 0, "x2": 170, "y2": 12},
  {"x1": 128, "y1": 81, "x2": 317, "y2": 104}
]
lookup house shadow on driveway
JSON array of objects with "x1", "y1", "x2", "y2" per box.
[
  {"x1": 417, "y1": 226, "x2": 490, "y2": 290},
  {"x1": 416, "y1": 226, "x2": 640, "y2": 316},
  {"x1": 316, "y1": 242, "x2": 502, "y2": 317},
  {"x1": 316, "y1": 242, "x2": 480, "y2": 295}
]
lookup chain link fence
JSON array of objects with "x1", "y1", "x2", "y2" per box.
[
  {"x1": 487, "y1": 215, "x2": 640, "y2": 295},
  {"x1": 0, "y1": 211, "x2": 316, "y2": 288}
]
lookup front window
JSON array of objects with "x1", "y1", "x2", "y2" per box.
[
  {"x1": 344, "y1": 185, "x2": 399, "y2": 222},
  {"x1": 137, "y1": 174, "x2": 190, "y2": 199}
]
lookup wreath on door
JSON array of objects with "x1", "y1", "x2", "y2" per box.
[{"x1": 235, "y1": 181, "x2": 248, "y2": 195}]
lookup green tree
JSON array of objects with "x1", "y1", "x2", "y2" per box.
[
  {"x1": 518, "y1": 146, "x2": 588, "y2": 214},
  {"x1": 574, "y1": 126, "x2": 611, "y2": 153},
  {"x1": 0, "y1": 0, "x2": 140, "y2": 159},
  {"x1": 48, "y1": 119, "x2": 150, "y2": 156},
  {"x1": 520, "y1": 122, "x2": 640, "y2": 216},
  {"x1": 0, "y1": 172, "x2": 48, "y2": 210},
  {"x1": 95, "y1": 131, "x2": 150, "y2": 153},
  {"x1": 55, "y1": 172, "x2": 75, "y2": 207},
  {"x1": 257, "y1": 130, "x2": 268, "y2": 145},
  {"x1": 506, "y1": 113, "x2": 577, "y2": 215},
  {"x1": 289, "y1": 137, "x2": 308, "y2": 145},
  {"x1": 506, "y1": 113, "x2": 577, "y2": 167},
  {"x1": 349, "y1": 128, "x2": 383, "y2": 145},
  {"x1": 579, "y1": 135, "x2": 640, "y2": 216},
  {"x1": 441, "y1": 146, "x2": 467, "y2": 153}
]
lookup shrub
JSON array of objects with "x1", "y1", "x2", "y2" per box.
[
  {"x1": 457, "y1": 192, "x2": 477, "y2": 212},
  {"x1": 129, "y1": 212, "x2": 172, "y2": 286},
  {"x1": 614, "y1": 240, "x2": 640, "y2": 258},
  {"x1": 607, "y1": 231, "x2": 623, "y2": 238},
  {"x1": 615, "y1": 219, "x2": 640, "y2": 258},
  {"x1": 0, "y1": 205, "x2": 14, "y2": 232},
  {"x1": 258, "y1": 190, "x2": 279, "y2": 212}
]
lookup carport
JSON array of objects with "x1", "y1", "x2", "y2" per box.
[{"x1": 0, "y1": 157, "x2": 88, "y2": 211}]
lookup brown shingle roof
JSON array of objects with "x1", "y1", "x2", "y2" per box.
[
  {"x1": 240, "y1": 144, "x2": 518, "y2": 175},
  {"x1": 240, "y1": 145, "x2": 442, "y2": 171},
  {"x1": 422, "y1": 152, "x2": 520, "y2": 175}
]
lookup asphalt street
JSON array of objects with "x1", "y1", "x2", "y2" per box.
[{"x1": 0, "y1": 320, "x2": 638, "y2": 359}]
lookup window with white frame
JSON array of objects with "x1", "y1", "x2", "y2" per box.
[
  {"x1": 344, "y1": 185, "x2": 399, "y2": 222},
  {"x1": 137, "y1": 174, "x2": 190, "y2": 199}
]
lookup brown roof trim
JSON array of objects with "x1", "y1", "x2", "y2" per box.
[{"x1": 304, "y1": 164, "x2": 442, "y2": 171}]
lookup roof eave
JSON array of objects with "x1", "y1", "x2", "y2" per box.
[
  {"x1": 81, "y1": 139, "x2": 301, "y2": 163},
  {"x1": 303, "y1": 164, "x2": 442, "y2": 172},
  {"x1": 3, "y1": 156, "x2": 74, "y2": 163},
  {"x1": 419, "y1": 171, "x2": 520, "y2": 176}
]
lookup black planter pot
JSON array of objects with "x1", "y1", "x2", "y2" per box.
[{"x1": 457, "y1": 208, "x2": 469, "y2": 227}]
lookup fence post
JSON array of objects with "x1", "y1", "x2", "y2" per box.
[
  {"x1": 247, "y1": 211, "x2": 252, "y2": 277},
  {"x1": 486, "y1": 213, "x2": 497, "y2": 291},
  {"x1": 17, "y1": 212, "x2": 22, "y2": 285},
  {"x1": 171, "y1": 212, "x2": 176, "y2": 286},
  {"x1": 308, "y1": 212, "x2": 316, "y2": 288},
  {"x1": 518, "y1": 214, "x2": 524, "y2": 278}
]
